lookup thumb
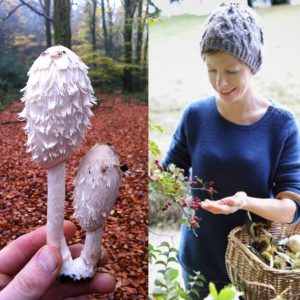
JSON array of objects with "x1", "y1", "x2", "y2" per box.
[{"x1": 0, "y1": 245, "x2": 62, "y2": 300}]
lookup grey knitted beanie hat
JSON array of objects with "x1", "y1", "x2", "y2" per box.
[{"x1": 200, "y1": 4, "x2": 264, "y2": 74}]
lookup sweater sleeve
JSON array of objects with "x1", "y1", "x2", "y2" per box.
[
  {"x1": 162, "y1": 106, "x2": 191, "y2": 176},
  {"x1": 273, "y1": 117, "x2": 300, "y2": 223}
]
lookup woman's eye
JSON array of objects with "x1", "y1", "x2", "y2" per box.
[
  {"x1": 208, "y1": 69, "x2": 216, "y2": 73},
  {"x1": 227, "y1": 70, "x2": 238, "y2": 74}
]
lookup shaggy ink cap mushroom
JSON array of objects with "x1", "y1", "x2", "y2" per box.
[
  {"x1": 20, "y1": 45, "x2": 96, "y2": 279},
  {"x1": 61, "y1": 143, "x2": 122, "y2": 280}
]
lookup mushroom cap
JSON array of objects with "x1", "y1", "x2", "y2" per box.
[
  {"x1": 20, "y1": 45, "x2": 96, "y2": 169},
  {"x1": 288, "y1": 234, "x2": 300, "y2": 253},
  {"x1": 73, "y1": 143, "x2": 121, "y2": 231}
]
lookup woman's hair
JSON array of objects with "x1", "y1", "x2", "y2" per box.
[{"x1": 200, "y1": 4, "x2": 264, "y2": 74}]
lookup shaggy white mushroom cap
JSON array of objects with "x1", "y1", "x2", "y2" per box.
[
  {"x1": 20, "y1": 45, "x2": 96, "y2": 169},
  {"x1": 73, "y1": 143, "x2": 121, "y2": 231}
]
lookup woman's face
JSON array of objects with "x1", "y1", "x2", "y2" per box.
[{"x1": 204, "y1": 52, "x2": 254, "y2": 103}]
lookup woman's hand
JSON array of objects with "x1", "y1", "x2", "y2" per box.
[
  {"x1": 0, "y1": 221, "x2": 115, "y2": 300},
  {"x1": 201, "y1": 191, "x2": 247, "y2": 215}
]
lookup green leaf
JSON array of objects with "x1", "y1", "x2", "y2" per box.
[
  {"x1": 158, "y1": 270, "x2": 165, "y2": 275},
  {"x1": 193, "y1": 280, "x2": 204, "y2": 288},
  {"x1": 159, "y1": 241, "x2": 171, "y2": 248},
  {"x1": 189, "y1": 289, "x2": 200, "y2": 297},
  {"x1": 155, "y1": 260, "x2": 167, "y2": 266},
  {"x1": 180, "y1": 218, "x2": 189, "y2": 225},
  {"x1": 167, "y1": 257, "x2": 178, "y2": 263},
  {"x1": 170, "y1": 247, "x2": 179, "y2": 253},
  {"x1": 218, "y1": 286, "x2": 239, "y2": 300},
  {"x1": 209, "y1": 282, "x2": 219, "y2": 300},
  {"x1": 153, "y1": 124, "x2": 164, "y2": 133},
  {"x1": 149, "y1": 140, "x2": 161, "y2": 156},
  {"x1": 154, "y1": 279, "x2": 167, "y2": 288},
  {"x1": 152, "y1": 287, "x2": 167, "y2": 299},
  {"x1": 178, "y1": 287, "x2": 189, "y2": 298},
  {"x1": 164, "y1": 268, "x2": 179, "y2": 281},
  {"x1": 148, "y1": 243, "x2": 154, "y2": 251}
]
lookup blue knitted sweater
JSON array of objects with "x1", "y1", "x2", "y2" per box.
[{"x1": 162, "y1": 96, "x2": 300, "y2": 285}]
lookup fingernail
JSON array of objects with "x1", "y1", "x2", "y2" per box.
[{"x1": 38, "y1": 247, "x2": 58, "y2": 273}]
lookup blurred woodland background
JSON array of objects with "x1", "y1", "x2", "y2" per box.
[{"x1": 0, "y1": 0, "x2": 148, "y2": 110}]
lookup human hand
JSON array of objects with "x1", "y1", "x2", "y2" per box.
[
  {"x1": 201, "y1": 191, "x2": 247, "y2": 215},
  {"x1": 0, "y1": 221, "x2": 115, "y2": 300}
]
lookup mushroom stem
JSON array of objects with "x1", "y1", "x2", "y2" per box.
[
  {"x1": 47, "y1": 162, "x2": 71, "y2": 261},
  {"x1": 81, "y1": 227, "x2": 104, "y2": 267}
]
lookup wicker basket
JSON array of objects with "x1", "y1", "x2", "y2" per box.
[{"x1": 225, "y1": 221, "x2": 300, "y2": 299}]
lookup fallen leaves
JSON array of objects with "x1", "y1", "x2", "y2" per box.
[{"x1": 0, "y1": 94, "x2": 148, "y2": 299}]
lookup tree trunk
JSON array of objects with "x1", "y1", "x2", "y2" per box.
[
  {"x1": 123, "y1": 0, "x2": 137, "y2": 92},
  {"x1": 54, "y1": 0, "x2": 71, "y2": 48},
  {"x1": 141, "y1": 0, "x2": 148, "y2": 65},
  {"x1": 106, "y1": 0, "x2": 114, "y2": 56},
  {"x1": 91, "y1": 0, "x2": 97, "y2": 50},
  {"x1": 44, "y1": 0, "x2": 52, "y2": 47},
  {"x1": 143, "y1": 23, "x2": 148, "y2": 66},
  {"x1": 135, "y1": 0, "x2": 143, "y2": 64},
  {"x1": 101, "y1": 0, "x2": 109, "y2": 55}
]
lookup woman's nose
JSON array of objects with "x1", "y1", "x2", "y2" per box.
[{"x1": 216, "y1": 74, "x2": 229, "y2": 89}]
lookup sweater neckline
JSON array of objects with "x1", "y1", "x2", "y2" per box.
[{"x1": 212, "y1": 96, "x2": 274, "y2": 130}]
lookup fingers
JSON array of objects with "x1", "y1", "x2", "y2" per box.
[
  {"x1": 65, "y1": 296, "x2": 90, "y2": 300},
  {"x1": 0, "y1": 245, "x2": 62, "y2": 300},
  {"x1": 201, "y1": 199, "x2": 233, "y2": 214},
  {"x1": 43, "y1": 272, "x2": 116, "y2": 299},
  {"x1": 0, "y1": 273, "x2": 12, "y2": 290},
  {"x1": 219, "y1": 198, "x2": 236, "y2": 206},
  {"x1": 0, "y1": 221, "x2": 76, "y2": 275}
]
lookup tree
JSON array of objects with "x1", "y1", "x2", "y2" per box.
[
  {"x1": 43, "y1": 0, "x2": 52, "y2": 47},
  {"x1": 143, "y1": 16, "x2": 148, "y2": 65},
  {"x1": 54, "y1": 0, "x2": 71, "y2": 48},
  {"x1": 122, "y1": 0, "x2": 137, "y2": 92},
  {"x1": 90, "y1": 0, "x2": 97, "y2": 50},
  {"x1": 1, "y1": 0, "x2": 53, "y2": 48},
  {"x1": 135, "y1": 0, "x2": 143, "y2": 64},
  {"x1": 101, "y1": 0, "x2": 109, "y2": 54},
  {"x1": 106, "y1": 0, "x2": 115, "y2": 56}
]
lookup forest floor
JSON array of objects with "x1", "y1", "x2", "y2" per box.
[{"x1": 0, "y1": 93, "x2": 148, "y2": 299}]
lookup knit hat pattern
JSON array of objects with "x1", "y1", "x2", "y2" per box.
[{"x1": 200, "y1": 4, "x2": 264, "y2": 74}]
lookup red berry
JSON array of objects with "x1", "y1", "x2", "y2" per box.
[
  {"x1": 208, "y1": 187, "x2": 214, "y2": 196},
  {"x1": 154, "y1": 160, "x2": 163, "y2": 171},
  {"x1": 162, "y1": 201, "x2": 171, "y2": 211},
  {"x1": 190, "y1": 218, "x2": 199, "y2": 228}
]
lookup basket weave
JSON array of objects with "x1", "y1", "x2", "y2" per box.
[{"x1": 225, "y1": 220, "x2": 300, "y2": 300}]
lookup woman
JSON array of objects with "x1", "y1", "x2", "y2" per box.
[{"x1": 162, "y1": 4, "x2": 300, "y2": 298}]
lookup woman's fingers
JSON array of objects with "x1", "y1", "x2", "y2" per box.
[
  {"x1": 0, "y1": 221, "x2": 76, "y2": 276},
  {"x1": 201, "y1": 199, "x2": 233, "y2": 214}
]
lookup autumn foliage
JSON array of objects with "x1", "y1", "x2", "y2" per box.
[{"x1": 0, "y1": 94, "x2": 148, "y2": 299}]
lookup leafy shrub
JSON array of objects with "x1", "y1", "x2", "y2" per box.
[
  {"x1": 0, "y1": 48, "x2": 26, "y2": 109},
  {"x1": 149, "y1": 241, "x2": 205, "y2": 300},
  {"x1": 123, "y1": 63, "x2": 148, "y2": 92},
  {"x1": 74, "y1": 44, "x2": 147, "y2": 93},
  {"x1": 0, "y1": 49, "x2": 26, "y2": 91},
  {"x1": 74, "y1": 44, "x2": 124, "y2": 92}
]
